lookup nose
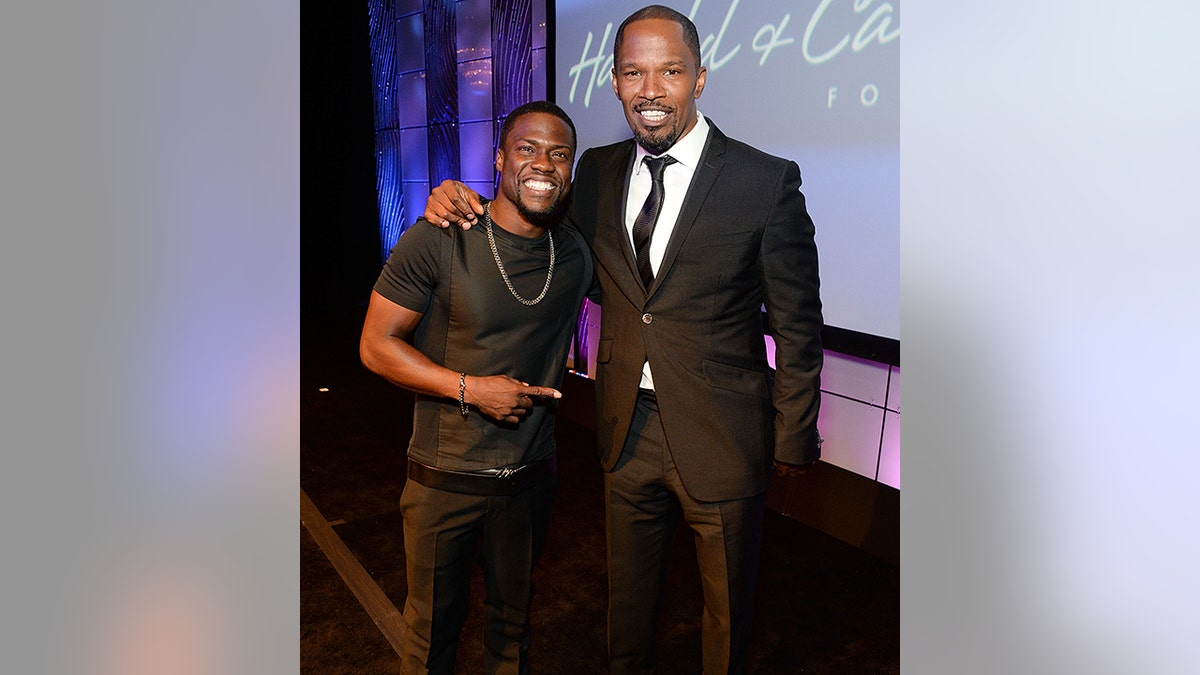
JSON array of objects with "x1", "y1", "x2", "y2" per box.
[
  {"x1": 638, "y1": 73, "x2": 663, "y2": 100},
  {"x1": 530, "y1": 149, "x2": 553, "y2": 172}
]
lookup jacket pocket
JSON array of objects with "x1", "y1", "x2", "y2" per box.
[
  {"x1": 702, "y1": 359, "x2": 771, "y2": 399},
  {"x1": 597, "y1": 337, "x2": 613, "y2": 364},
  {"x1": 695, "y1": 230, "x2": 757, "y2": 248}
]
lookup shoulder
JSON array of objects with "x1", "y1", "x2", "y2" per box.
[
  {"x1": 577, "y1": 140, "x2": 635, "y2": 174},
  {"x1": 396, "y1": 218, "x2": 458, "y2": 247},
  {"x1": 579, "y1": 138, "x2": 634, "y2": 159},
  {"x1": 718, "y1": 132, "x2": 793, "y2": 170},
  {"x1": 698, "y1": 124, "x2": 805, "y2": 206},
  {"x1": 386, "y1": 218, "x2": 461, "y2": 267},
  {"x1": 705, "y1": 120, "x2": 797, "y2": 173},
  {"x1": 409, "y1": 217, "x2": 455, "y2": 236},
  {"x1": 722, "y1": 138, "x2": 801, "y2": 192}
]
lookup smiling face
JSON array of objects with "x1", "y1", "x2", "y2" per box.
[
  {"x1": 611, "y1": 17, "x2": 707, "y2": 155},
  {"x1": 492, "y1": 111, "x2": 575, "y2": 232}
]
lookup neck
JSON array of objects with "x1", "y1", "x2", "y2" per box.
[{"x1": 487, "y1": 199, "x2": 545, "y2": 239}]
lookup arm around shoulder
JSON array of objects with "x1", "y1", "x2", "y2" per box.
[{"x1": 424, "y1": 179, "x2": 486, "y2": 228}]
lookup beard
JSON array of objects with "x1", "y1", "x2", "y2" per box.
[
  {"x1": 633, "y1": 126, "x2": 678, "y2": 156},
  {"x1": 516, "y1": 190, "x2": 568, "y2": 228}
]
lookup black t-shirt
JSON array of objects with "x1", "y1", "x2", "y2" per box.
[{"x1": 374, "y1": 216, "x2": 592, "y2": 470}]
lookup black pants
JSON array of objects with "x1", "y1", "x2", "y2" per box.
[
  {"x1": 397, "y1": 475, "x2": 557, "y2": 675},
  {"x1": 605, "y1": 390, "x2": 766, "y2": 675}
]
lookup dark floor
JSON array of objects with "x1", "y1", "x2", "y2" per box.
[{"x1": 301, "y1": 305, "x2": 899, "y2": 674}]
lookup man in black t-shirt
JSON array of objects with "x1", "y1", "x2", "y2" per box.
[{"x1": 360, "y1": 101, "x2": 592, "y2": 674}]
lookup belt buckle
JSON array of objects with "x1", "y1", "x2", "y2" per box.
[
  {"x1": 477, "y1": 465, "x2": 525, "y2": 480},
  {"x1": 495, "y1": 465, "x2": 525, "y2": 480}
]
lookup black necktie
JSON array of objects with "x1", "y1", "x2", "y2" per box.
[{"x1": 632, "y1": 154, "x2": 677, "y2": 287}]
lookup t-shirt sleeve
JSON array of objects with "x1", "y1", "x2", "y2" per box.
[{"x1": 373, "y1": 220, "x2": 445, "y2": 314}]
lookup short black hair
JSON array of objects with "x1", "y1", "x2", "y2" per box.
[
  {"x1": 613, "y1": 5, "x2": 702, "y2": 70},
  {"x1": 498, "y1": 100, "x2": 577, "y2": 152}
]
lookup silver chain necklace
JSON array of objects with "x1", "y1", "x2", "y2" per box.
[{"x1": 483, "y1": 203, "x2": 555, "y2": 306}]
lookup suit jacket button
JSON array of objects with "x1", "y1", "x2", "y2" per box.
[{"x1": 641, "y1": 312, "x2": 653, "y2": 324}]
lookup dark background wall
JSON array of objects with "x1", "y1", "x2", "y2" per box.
[{"x1": 302, "y1": 1, "x2": 380, "y2": 329}]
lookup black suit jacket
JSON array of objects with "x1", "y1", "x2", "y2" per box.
[{"x1": 569, "y1": 121, "x2": 823, "y2": 502}]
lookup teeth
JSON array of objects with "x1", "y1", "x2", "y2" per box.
[
  {"x1": 524, "y1": 179, "x2": 554, "y2": 191},
  {"x1": 640, "y1": 110, "x2": 667, "y2": 121}
]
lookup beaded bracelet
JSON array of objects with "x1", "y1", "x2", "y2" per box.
[{"x1": 458, "y1": 372, "x2": 469, "y2": 417}]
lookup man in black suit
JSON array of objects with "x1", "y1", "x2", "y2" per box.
[{"x1": 425, "y1": 6, "x2": 823, "y2": 673}]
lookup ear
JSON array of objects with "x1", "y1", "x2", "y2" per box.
[
  {"x1": 611, "y1": 67, "x2": 619, "y2": 98},
  {"x1": 495, "y1": 148, "x2": 503, "y2": 172},
  {"x1": 693, "y1": 66, "x2": 707, "y2": 99}
]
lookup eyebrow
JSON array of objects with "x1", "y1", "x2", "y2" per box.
[
  {"x1": 616, "y1": 58, "x2": 690, "y2": 69},
  {"x1": 514, "y1": 137, "x2": 573, "y2": 152}
]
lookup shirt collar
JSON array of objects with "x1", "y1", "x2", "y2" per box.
[{"x1": 634, "y1": 111, "x2": 709, "y2": 175}]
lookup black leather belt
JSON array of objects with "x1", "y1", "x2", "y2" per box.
[{"x1": 406, "y1": 457, "x2": 554, "y2": 496}]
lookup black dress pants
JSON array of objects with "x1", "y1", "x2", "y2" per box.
[
  {"x1": 605, "y1": 390, "x2": 766, "y2": 675},
  {"x1": 397, "y1": 475, "x2": 557, "y2": 675}
]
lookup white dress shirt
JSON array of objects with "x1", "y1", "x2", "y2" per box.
[{"x1": 624, "y1": 112, "x2": 711, "y2": 390}]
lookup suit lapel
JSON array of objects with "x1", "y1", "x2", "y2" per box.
[
  {"x1": 648, "y1": 125, "x2": 727, "y2": 296},
  {"x1": 590, "y1": 142, "x2": 648, "y2": 302}
]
